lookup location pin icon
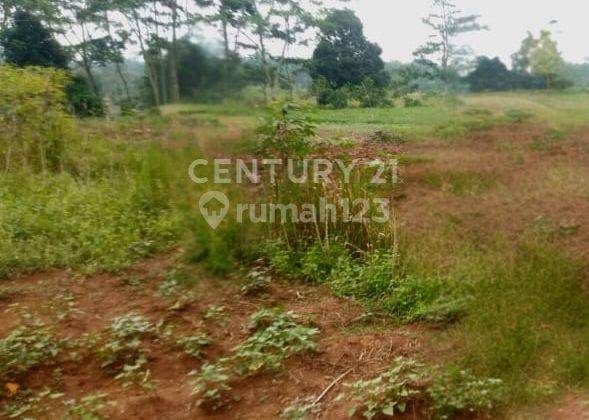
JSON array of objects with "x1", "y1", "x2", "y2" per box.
[{"x1": 199, "y1": 191, "x2": 229, "y2": 230}]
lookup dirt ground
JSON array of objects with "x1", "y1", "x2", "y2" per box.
[{"x1": 2, "y1": 123, "x2": 589, "y2": 419}]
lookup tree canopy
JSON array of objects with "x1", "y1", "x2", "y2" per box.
[
  {"x1": 1, "y1": 9, "x2": 68, "y2": 68},
  {"x1": 309, "y1": 9, "x2": 388, "y2": 89}
]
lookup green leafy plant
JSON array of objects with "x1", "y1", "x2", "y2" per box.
[
  {"x1": 189, "y1": 363, "x2": 232, "y2": 411},
  {"x1": 229, "y1": 309, "x2": 319, "y2": 377},
  {"x1": 0, "y1": 323, "x2": 62, "y2": 382},
  {"x1": 428, "y1": 367, "x2": 504, "y2": 419},
  {"x1": 343, "y1": 357, "x2": 427, "y2": 419},
  {"x1": 176, "y1": 334, "x2": 211, "y2": 359},
  {"x1": 0, "y1": 66, "x2": 75, "y2": 172},
  {"x1": 256, "y1": 103, "x2": 316, "y2": 159},
  {"x1": 2, "y1": 388, "x2": 64, "y2": 419},
  {"x1": 158, "y1": 266, "x2": 197, "y2": 300},
  {"x1": 203, "y1": 305, "x2": 228, "y2": 327},
  {"x1": 64, "y1": 393, "x2": 116, "y2": 420},
  {"x1": 281, "y1": 396, "x2": 321, "y2": 419},
  {"x1": 241, "y1": 268, "x2": 272, "y2": 296},
  {"x1": 97, "y1": 314, "x2": 154, "y2": 389}
]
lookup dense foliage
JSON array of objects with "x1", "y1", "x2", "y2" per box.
[{"x1": 310, "y1": 9, "x2": 389, "y2": 108}]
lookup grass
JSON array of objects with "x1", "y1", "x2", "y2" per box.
[
  {"x1": 4, "y1": 89, "x2": 589, "y2": 416},
  {"x1": 162, "y1": 91, "x2": 589, "y2": 140},
  {"x1": 423, "y1": 170, "x2": 498, "y2": 195}
]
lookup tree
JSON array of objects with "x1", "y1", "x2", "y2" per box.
[
  {"x1": 511, "y1": 30, "x2": 565, "y2": 89},
  {"x1": 511, "y1": 32, "x2": 536, "y2": 73},
  {"x1": 232, "y1": 0, "x2": 324, "y2": 102},
  {"x1": 309, "y1": 9, "x2": 388, "y2": 90},
  {"x1": 414, "y1": 0, "x2": 486, "y2": 78},
  {"x1": 0, "y1": 9, "x2": 68, "y2": 68},
  {"x1": 529, "y1": 30, "x2": 564, "y2": 89},
  {"x1": 0, "y1": 0, "x2": 65, "y2": 32},
  {"x1": 466, "y1": 57, "x2": 514, "y2": 92}
]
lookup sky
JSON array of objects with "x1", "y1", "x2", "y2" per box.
[
  {"x1": 150, "y1": 0, "x2": 589, "y2": 66},
  {"x1": 345, "y1": 0, "x2": 588, "y2": 64}
]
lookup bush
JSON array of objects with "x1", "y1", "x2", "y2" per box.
[
  {"x1": 65, "y1": 74, "x2": 105, "y2": 117},
  {"x1": 314, "y1": 78, "x2": 348, "y2": 109},
  {"x1": 428, "y1": 367, "x2": 504, "y2": 419},
  {"x1": 352, "y1": 78, "x2": 391, "y2": 108},
  {"x1": 0, "y1": 65, "x2": 75, "y2": 172}
]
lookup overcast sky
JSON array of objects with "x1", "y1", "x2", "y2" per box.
[
  {"x1": 170, "y1": 0, "x2": 589, "y2": 65},
  {"x1": 344, "y1": 0, "x2": 588, "y2": 64}
]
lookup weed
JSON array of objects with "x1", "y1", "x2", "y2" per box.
[
  {"x1": 0, "y1": 323, "x2": 62, "y2": 382},
  {"x1": 504, "y1": 109, "x2": 534, "y2": 123},
  {"x1": 97, "y1": 314, "x2": 154, "y2": 389},
  {"x1": 204, "y1": 305, "x2": 228, "y2": 327},
  {"x1": 64, "y1": 393, "x2": 116, "y2": 420},
  {"x1": 189, "y1": 309, "x2": 318, "y2": 410},
  {"x1": 256, "y1": 103, "x2": 315, "y2": 159},
  {"x1": 189, "y1": 363, "x2": 232, "y2": 411},
  {"x1": 428, "y1": 366, "x2": 504, "y2": 419},
  {"x1": 531, "y1": 128, "x2": 565, "y2": 151},
  {"x1": 241, "y1": 267, "x2": 272, "y2": 296},
  {"x1": 158, "y1": 266, "x2": 197, "y2": 299},
  {"x1": 229, "y1": 309, "x2": 319, "y2": 376},
  {"x1": 342, "y1": 357, "x2": 426, "y2": 419},
  {"x1": 176, "y1": 334, "x2": 211, "y2": 359},
  {"x1": 281, "y1": 396, "x2": 321, "y2": 419},
  {"x1": 434, "y1": 121, "x2": 468, "y2": 139},
  {"x1": 452, "y1": 243, "x2": 589, "y2": 399},
  {"x1": 2, "y1": 388, "x2": 64, "y2": 419},
  {"x1": 367, "y1": 130, "x2": 406, "y2": 144}
]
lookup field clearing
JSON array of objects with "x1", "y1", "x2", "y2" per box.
[{"x1": 2, "y1": 92, "x2": 589, "y2": 418}]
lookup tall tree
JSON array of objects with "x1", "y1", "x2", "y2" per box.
[
  {"x1": 414, "y1": 0, "x2": 486, "y2": 77},
  {"x1": 511, "y1": 30, "x2": 565, "y2": 89},
  {"x1": 235, "y1": 0, "x2": 322, "y2": 102},
  {"x1": 511, "y1": 32, "x2": 536, "y2": 73},
  {"x1": 529, "y1": 30, "x2": 564, "y2": 89},
  {"x1": 1, "y1": 9, "x2": 68, "y2": 68},
  {"x1": 309, "y1": 9, "x2": 388, "y2": 89}
]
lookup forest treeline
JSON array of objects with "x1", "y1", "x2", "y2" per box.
[{"x1": 0, "y1": 0, "x2": 587, "y2": 114}]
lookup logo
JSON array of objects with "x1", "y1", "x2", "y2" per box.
[{"x1": 199, "y1": 191, "x2": 229, "y2": 229}]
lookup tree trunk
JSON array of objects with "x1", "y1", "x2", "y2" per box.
[
  {"x1": 168, "y1": 2, "x2": 180, "y2": 103},
  {"x1": 258, "y1": 33, "x2": 272, "y2": 103},
  {"x1": 80, "y1": 25, "x2": 100, "y2": 96},
  {"x1": 104, "y1": 11, "x2": 131, "y2": 101},
  {"x1": 115, "y1": 62, "x2": 131, "y2": 100},
  {"x1": 132, "y1": 13, "x2": 161, "y2": 106}
]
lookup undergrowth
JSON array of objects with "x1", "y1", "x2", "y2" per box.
[{"x1": 190, "y1": 309, "x2": 318, "y2": 410}]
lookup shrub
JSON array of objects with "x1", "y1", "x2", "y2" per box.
[
  {"x1": 0, "y1": 65, "x2": 75, "y2": 172},
  {"x1": 65, "y1": 74, "x2": 105, "y2": 117},
  {"x1": 314, "y1": 78, "x2": 348, "y2": 109},
  {"x1": 352, "y1": 78, "x2": 390, "y2": 108},
  {"x1": 428, "y1": 366, "x2": 504, "y2": 419},
  {"x1": 256, "y1": 103, "x2": 315, "y2": 159},
  {"x1": 330, "y1": 251, "x2": 462, "y2": 323}
]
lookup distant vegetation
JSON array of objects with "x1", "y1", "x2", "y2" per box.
[{"x1": 0, "y1": 0, "x2": 585, "y2": 114}]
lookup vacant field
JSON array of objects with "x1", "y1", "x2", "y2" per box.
[{"x1": 2, "y1": 92, "x2": 589, "y2": 419}]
